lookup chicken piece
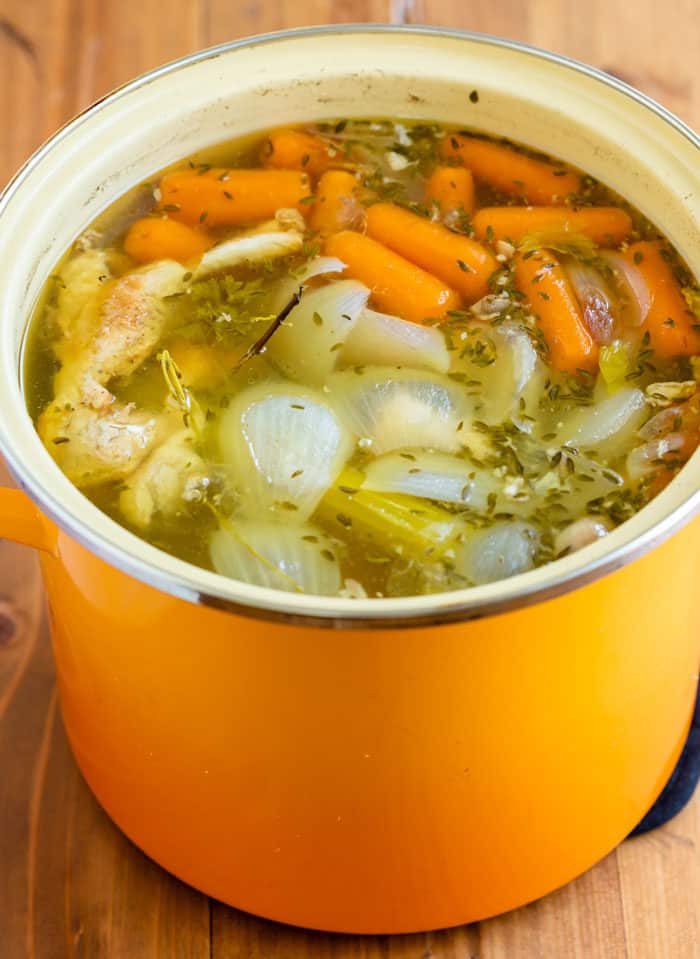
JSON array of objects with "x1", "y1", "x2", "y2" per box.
[
  {"x1": 119, "y1": 429, "x2": 207, "y2": 528},
  {"x1": 192, "y1": 208, "x2": 305, "y2": 279},
  {"x1": 43, "y1": 258, "x2": 186, "y2": 485},
  {"x1": 54, "y1": 249, "x2": 112, "y2": 348},
  {"x1": 85, "y1": 259, "x2": 185, "y2": 385},
  {"x1": 38, "y1": 400, "x2": 166, "y2": 487}
]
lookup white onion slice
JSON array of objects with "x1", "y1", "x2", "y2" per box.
[
  {"x1": 455, "y1": 521, "x2": 538, "y2": 585},
  {"x1": 210, "y1": 521, "x2": 342, "y2": 595},
  {"x1": 532, "y1": 451, "x2": 623, "y2": 515},
  {"x1": 271, "y1": 255, "x2": 347, "y2": 312},
  {"x1": 267, "y1": 279, "x2": 370, "y2": 385},
  {"x1": 328, "y1": 368, "x2": 472, "y2": 455},
  {"x1": 362, "y1": 450, "x2": 526, "y2": 513},
  {"x1": 219, "y1": 383, "x2": 354, "y2": 519},
  {"x1": 476, "y1": 322, "x2": 543, "y2": 424},
  {"x1": 626, "y1": 434, "x2": 685, "y2": 480},
  {"x1": 600, "y1": 252, "x2": 651, "y2": 328},
  {"x1": 563, "y1": 259, "x2": 617, "y2": 344},
  {"x1": 559, "y1": 387, "x2": 647, "y2": 451},
  {"x1": 638, "y1": 406, "x2": 683, "y2": 440},
  {"x1": 341, "y1": 308, "x2": 450, "y2": 374}
]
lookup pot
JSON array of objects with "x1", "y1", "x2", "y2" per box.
[{"x1": 1, "y1": 25, "x2": 700, "y2": 934}]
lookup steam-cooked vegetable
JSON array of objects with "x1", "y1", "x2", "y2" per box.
[
  {"x1": 473, "y1": 207, "x2": 632, "y2": 245},
  {"x1": 441, "y1": 135, "x2": 581, "y2": 203},
  {"x1": 125, "y1": 217, "x2": 212, "y2": 265},
  {"x1": 210, "y1": 521, "x2": 342, "y2": 594},
  {"x1": 365, "y1": 203, "x2": 497, "y2": 302},
  {"x1": 621, "y1": 242, "x2": 700, "y2": 357},
  {"x1": 266, "y1": 279, "x2": 370, "y2": 384},
  {"x1": 599, "y1": 340, "x2": 632, "y2": 390},
  {"x1": 262, "y1": 128, "x2": 345, "y2": 176},
  {"x1": 599, "y1": 252, "x2": 650, "y2": 328},
  {"x1": 424, "y1": 165, "x2": 475, "y2": 220},
  {"x1": 324, "y1": 231, "x2": 460, "y2": 324},
  {"x1": 159, "y1": 168, "x2": 311, "y2": 226},
  {"x1": 328, "y1": 368, "x2": 471, "y2": 454},
  {"x1": 559, "y1": 387, "x2": 646, "y2": 451},
  {"x1": 514, "y1": 250, "x2": 597, "y2": 373},
  {"x1": 341, "y1": 308, "x2": 450, "y2": 374},
  {"x1": 563, "y1": 259, "x2": 618, "y2": 345},
  {"x1": 455, "y1": 521, "x2": 538, "y2": 585},
  {"x1": 361, "y1": 451, "x2": 511, "y2": 512},
  {"x1": 460, "y1": 321, "x2": 543, "y2": 425},
  {"x1": 220, "y1": 383, "x2": 354, "y2": 519},
  {"x1": 310, "y1": 170, "x2": 364, "y2": 236},
  {"x1": 317, "y1": 468, "x2": 464, "y2": 561}
]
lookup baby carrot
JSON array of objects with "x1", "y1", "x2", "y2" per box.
[
  {"x1": 168, "y1": 340, "x2": 237, "y2": 390},
  {"x1": 365, "y1": 203, "x2": 497, "y2": 303},
  {"x1": 473, "y1": 206, "x2": 633, "y2": 245},
  {"x1": 624, "y1": 241, "x2": 700, "y2": 358},
  {"x1": 441, "y1": 134, "x2": 581, "y2": 204},
  {"x1": 262, "y1": 128, "x2": 343, "y2": 176},
  {"x1": 324, "y1": 231, "x2": 461, "y2": 324},
  {"x1": 310, "y1": 170, "x2": 364, "y2": 236},
  {"x1": 123, "y1": 217, "x2": 212, "y2": 265},
  {"x1": 424, "y1": 166, "x2": 475, "y2": 218},
  {"x1": 159, "y1": 169, "x2": 311, "y2": 227},
  {"x1": 514, "y1": 250, "x2": 598, "y2": 373}
]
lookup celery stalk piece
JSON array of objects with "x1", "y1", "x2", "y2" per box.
[{"x1": 315, "y1": 467, "x2": 464, "y2": 561}]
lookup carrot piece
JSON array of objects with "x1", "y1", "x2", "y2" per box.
[
  {"x1": 624, "y1": 241, "x2": 700, "y2": 358},
  {"x1": 424, "y1": 166, "x2": 475, "y2": 218},
  {"x1": 123, "y1": 217, "x2": 212, "y2": 265},
  {"x1": 168, "y1": 340, "x2": 237, "y2": 391},
  {"x1": 365, "y1": 203, "x2": 497, "y2": 304},
  {"x1": 441, "y1": 134, "x2": 581, "y2": 204},
  {"x1": 310, "y1": 170, "x2": 364, "y2": 236},
  {"x1": 473, "y1": 206, "x2": 633, "y2": 246},
  {"x1": 159, "y1": 169, "x2": 311, "y2": 227},
  {"x1": 324, "y1": 231, "x2": 461, "y2": 324},
  {"x1": 514, "y1": 250, "x2": 598, "y2": 373},
  {"x1": 262, "y1": 129, "x2": 342, "y2": 176}
]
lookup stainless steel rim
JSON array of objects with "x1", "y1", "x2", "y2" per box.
[{"x1": 2, "y1": 23, "x2": 700, "y2": 629}]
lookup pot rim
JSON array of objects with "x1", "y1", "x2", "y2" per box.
[{"x1": 3, "y1": 22, "x2": 700, "y2": 629}]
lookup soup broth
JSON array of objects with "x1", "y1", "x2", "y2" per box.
[{"x1": 26, "y1": 119, "x2": 700, "y2": 598}]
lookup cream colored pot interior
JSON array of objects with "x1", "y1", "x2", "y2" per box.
[{"x1": 2, "y1": 26, "x2": 700, "y2": 623}]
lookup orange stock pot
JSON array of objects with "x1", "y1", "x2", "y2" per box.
[{"x1": 1, "y1": 26, "x2": 700, "y2": 934}]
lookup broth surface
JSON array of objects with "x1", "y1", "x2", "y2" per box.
[{"x1": 26, "y1": 119, "x2": 700, "y2": 598}]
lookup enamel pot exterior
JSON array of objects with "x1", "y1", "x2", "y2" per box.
[
  {"x1": 30, "y1": 520, "x2": 698, "y2": 932},
  {"x1": 1, "y1": 27, "x2": 700, "y2": 933}
]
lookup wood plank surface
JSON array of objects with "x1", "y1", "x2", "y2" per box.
[{"x1": 1, "y1": 1, "x2": 700, "y2": 956}]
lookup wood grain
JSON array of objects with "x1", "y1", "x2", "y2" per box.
[{"x1": 1, "y1": 1, "x2": 700, "y2": 956}]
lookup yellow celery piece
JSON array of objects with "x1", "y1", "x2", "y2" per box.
[{"x1": 315, "y1": 467, "x2": 463, "y2": 561}]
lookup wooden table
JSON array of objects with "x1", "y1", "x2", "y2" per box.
[{"x1": 2, "y1": 2, "x2": 700, "y2": 955}]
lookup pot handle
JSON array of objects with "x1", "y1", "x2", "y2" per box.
[{"x1": 0, "y1": 487, "x2": 57, "y2": 554}]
